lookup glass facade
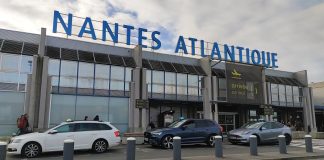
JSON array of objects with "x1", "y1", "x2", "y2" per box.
[
  {"x1": 48, "y1": 58, "x2": 131, "y2": 133},
  {"x1": 49, "y1": 95, "x2": 129, "y2": 133},
  {"x1": 146, "y1": 70, "x2": 201, "y2": 101},
  {"x1": 0, "y1": 52, "x2": 33, "y2": 135},
  {"x1": 270, "y1": 83, "x2": 302, "y2": 107}
]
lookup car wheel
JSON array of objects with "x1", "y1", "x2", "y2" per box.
[
  {"x1": 92, "y1": 139, "x2": 108, "y2": 153},
  {"x1": 22, "y1": 142, "x2": 42, "y2": 158},
  {"x1": 285, "y1": 134, "x2": 292, "y2": 145},
  {"x1": 161, "y1": 135, "x2": 173, "y2": 149},
  {"x1": 207, "y1": 135, "x2": 216, "y2": 147}
]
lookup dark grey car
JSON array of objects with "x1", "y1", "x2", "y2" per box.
[{"x1": 228, "y1": 121, "x2": 292, "y2": 145}]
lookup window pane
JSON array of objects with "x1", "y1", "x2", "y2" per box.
[
  {"x1": 271, "y1": 83, "x2": 279, "y2": 104},
  {"x1": 188, "y1": 75, "x2": 198, "y2": 95},
  {"x1": 110, "y1": 66, "x2": 124, "y2": 91},
  {"x1": 94, "y1": 64, "x2": 109, "y2": 90},
  {"x1": 55, "y1": 124, "x2": 74, "y2": 133},
  {"x1": 78, "y1": 62, "x2": 94, "y2": 89},
  {"x1": 1, "y1": 54, "x2": 19, "y2": 71},
  {"x1": 0, "y1": 92, "x2": 25, "y2": 124},
  {"x1": 165, "y1": 72, "x2": 176, "y2": 94},
  {"x1": 50, "y1": 94, "x2": 76, "y2": 125},
  {"x1": 20, "y1": 55, "x2": 33, "y2": 74},
  {"x1": 279, "y1": 85, "x2": 286, "y2": 106},
  {"x1": 49, "y1": 59, "x2": 60, "y2": 88},
  {"x1": 177, "y1": 73, "x2": 187, "y2": 95},
  {"x1": 125, "y1": 67, "x2": 132, "y2": 91},
  {"x1": 218, "y1": 78, "x2": 227, "y2": 98},
  {"x1": 286, "y1": 85, "x2": 293, "y2": 106},
  {"x1": 75, "y1": 96, "x2": 109, "y2": 122},
  {"x1": 60, "y1": 61, "x2": 77, "y2": 88},
  {"x1": 0, "y1": 72, "x2": 19, "y2": 83},
  {"x1": 109, "y1": 97, "x2": 129, "y2": 133},
  {"x1": 152, "y1": 71, "x2": 164, "y2": 93}
]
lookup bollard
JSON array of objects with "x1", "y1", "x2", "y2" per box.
[
  {"x1": 214, "y1": 136, "x2": 223, "y2": 158},
  {"x1": 0, "y1": 142, "x2": 7, "y2": 160},
  {"x1": 63, "y1": 139, "x2": 74, "y2": 160},
  {"x1": 173, "y1": 136, "x2": 181, "y2": 160},
  {"x1": 305, "y1": 135, "x2": 313, "y2": 153},
  {"x1": 127, "y1": 137, "x2": 136, "y2": 160},
  {"x1": 249, "y1": 135, "x2": 258, "y2": 156},
  {"x1": 278, "y1": 135, "x2": 287, "y2": 154}
]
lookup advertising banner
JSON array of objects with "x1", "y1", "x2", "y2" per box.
[{"x1": 225, "y1": 62, "x2": 264, "y2": 105}]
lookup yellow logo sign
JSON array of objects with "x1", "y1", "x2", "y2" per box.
[{"x1": 231, "y1": 69, "x2": 242, "y2": 79}]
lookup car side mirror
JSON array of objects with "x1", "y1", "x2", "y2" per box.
[
  {"x1": 260, "y1": 127, "x2": 265, "y2": 131},
  {"x1": 49, "y1": 130, "x2": 58, "y2": 134}
]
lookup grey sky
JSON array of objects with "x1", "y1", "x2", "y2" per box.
[{"x1": 0, "y1": 0, "x2": 323, "y2": 82}]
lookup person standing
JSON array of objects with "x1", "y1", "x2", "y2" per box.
[
  {"x1": 23, "y1": 114, "x2": 30, "y2": 134},
  {"x1": 84, "y1": 116, "x2": 88, "y2": 120},
  {"x1": 93, "y1": 115, "x2": 99, "y2": 121}
]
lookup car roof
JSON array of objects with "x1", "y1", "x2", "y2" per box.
[{"x1": 61, "y1": 120, "x2": 110, "y2": 124}]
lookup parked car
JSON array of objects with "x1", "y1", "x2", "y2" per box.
[
  {"x1": 7, "y1": 121, "x2": 121, "y2": 158},
  {"x1": 227, "y1": 121, "x2": 292, "y2": 145},
  {"x1": 144, "y1": 119, "x2": 223, "y2": 149}
]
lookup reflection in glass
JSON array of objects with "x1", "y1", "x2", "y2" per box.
[
  {"x1": 20, "y1": 55, "x2": 33, "y2": 74},
  {"x1": 59, "y1": 61, "x2": 77, "y2": 88},
  {"x1": 1, "y1": 54, "x2": 19, "y2": 71},
  {"x1": 75, "y1": 96, "x2": 109, "y2": 121},
  {"x1": 279, "y1": 84, "x2": 286, "y2": 106},
  {"x1": 165, "y1": 72, "x2": 176, "y2": 94},
  {"x1": 110, "y1": 66, "x2": 124, "y2": 91},
  {"x1": 50, "y1": 94, "x2": 76, "y2": 125},
  {"x1": 78, "y1": 62, "x2": 94, "y2": 89},
  {"x1": 188, "y1": 74, "x2": 198, "y2": 95},
  {"x1": 177, "y1": 73, "x2": 187, "y2": 95},
  {"x1": 94, "y1": 64, "x2": 110, "y2": 90},
  {"x1": 152, "y1": 71, "x2": 164, "y2": 93}
]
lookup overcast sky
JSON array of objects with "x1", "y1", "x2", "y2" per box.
[{"x1": 0, "y1": 0, "x2": 323, "y2": 83}]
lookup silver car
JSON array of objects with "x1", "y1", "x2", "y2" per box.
[{"x1": 228, "y1": 121, "x2": 292, "y2": 145}]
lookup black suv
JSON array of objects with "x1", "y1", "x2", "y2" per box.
[{"x1": 144, "y1": 119, "x2": 223, "y2": 149}]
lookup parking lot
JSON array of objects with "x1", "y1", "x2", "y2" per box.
[{"x1": 6, "y1": 140, "x2": 324, "y2": 160}]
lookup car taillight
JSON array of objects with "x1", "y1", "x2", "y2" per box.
[{"x1": 114, "y1": 131, "x2": 120, "y2": 137}]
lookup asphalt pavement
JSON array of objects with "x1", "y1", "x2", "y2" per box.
[{"x1": 5, "y1": 140, "x2": 324, "y2": 160}]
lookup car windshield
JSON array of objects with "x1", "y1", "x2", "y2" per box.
[
  {"x1": 241, "y1": 122, "x2": 264, "y2": 129},
  {"x1": 168, "y1": 120, "x2": 186, "y2": 128}
]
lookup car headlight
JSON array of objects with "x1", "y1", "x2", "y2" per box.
[
  {"x1": 151, "y1": 132, "x2": 162, "y2": 136},
  {"x1": 12, "y1": 139, "x2": 23, "y2": 143}
]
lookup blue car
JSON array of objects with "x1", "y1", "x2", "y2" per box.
[{"x1": 144, "y1": 119, "x2": 223, "y2": 149}]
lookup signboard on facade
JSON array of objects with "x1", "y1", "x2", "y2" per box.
[
  {"x1": 136, "y1": 99, "x2": 149, "y2": 109},
  {"x1": 52, "y1": 10, "x2": 278, "y2": 68},
  {"x1": 226, "y1": 62, "x2": 264, "y2": 105}
]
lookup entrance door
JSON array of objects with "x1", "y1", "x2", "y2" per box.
[{"x1": 219, "y1": 112, "x2": 237, "y2": 134}]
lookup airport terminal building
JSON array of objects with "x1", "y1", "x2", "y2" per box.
[{"x1": 0, "y1": 28, "x2": 318, "y2": 135}]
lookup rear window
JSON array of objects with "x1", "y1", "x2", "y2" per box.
[
  {"x1": 196, "y1": 120, "x2": 215, "y2": 128},
  {"x1": 75, "y1": 123, "x2": 112, "y2": 131}
]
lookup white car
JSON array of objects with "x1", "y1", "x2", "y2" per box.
[{"x1": 7, "y1": 121, "x2": 121, "y2": 158}]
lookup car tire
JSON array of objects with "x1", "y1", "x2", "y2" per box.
[
  {"x1": 21, "y1": 142, "x2": 42, "y2": 158},
  {"x1": 207, "y1": 135, "x2": 217, "y2": 147},
  {"x1": 161, "y1": 135, "x2": 173, "y2": 149},
  {"x1": 285, "y1": 134, "x2": 292, "y2": 145},
  {"x1": 92, "y1": 139, "x2": 108, "y2": 153}
]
